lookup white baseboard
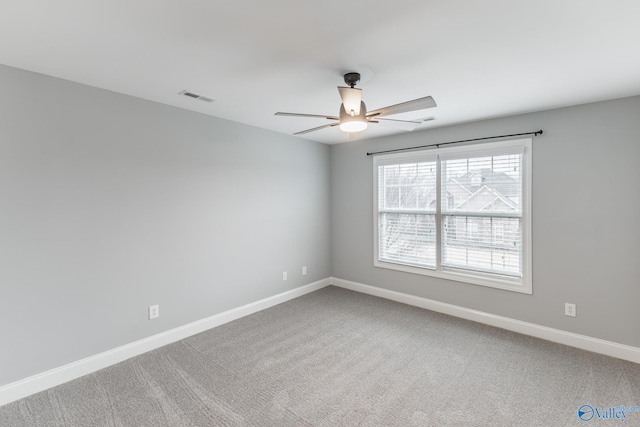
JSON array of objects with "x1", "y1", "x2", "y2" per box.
[
  {"x1": 330, "y1": 277, "x2": 640, "y2": 364},
  {"x1": 0, "y1": 278, "x2": 331, "y2": 407}
]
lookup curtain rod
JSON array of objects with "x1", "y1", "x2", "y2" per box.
[{"x1": 366, "y1": 130, "x2": 543, "y2": 156}]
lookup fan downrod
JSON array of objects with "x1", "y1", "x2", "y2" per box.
[{"x1": 343, "y1": 72, "x2": 361, "y2": 88}]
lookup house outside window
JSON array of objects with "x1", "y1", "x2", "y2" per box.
[{"x1": 374, "y1": 139, "x2": 532, "y2": 294}]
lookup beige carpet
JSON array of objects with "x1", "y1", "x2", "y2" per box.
[{"x1": 1, "y1": 286, "x2": 639, "y2": 426}]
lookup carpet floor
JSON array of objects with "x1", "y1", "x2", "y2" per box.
[{"x1": 1, "y1": 286, "x2": 639, "y2": 426}]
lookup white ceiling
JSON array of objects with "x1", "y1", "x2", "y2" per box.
[{"x1": 2, "y1": 0, "x2": 639, "y2": 144}]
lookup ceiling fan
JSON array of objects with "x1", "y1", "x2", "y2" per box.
[{"x1": 275, "y1": 72, "x2": 437, "y2": 135}]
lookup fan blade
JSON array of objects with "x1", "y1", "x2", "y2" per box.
[
  {"x1": 275, "y1": 112, "x2": 339, "y2": 120},
  {"x1": 367, "y1": 96, "x2": 436, "y2": 118},
  {"x1": 374, "y1": 117, "x2": 421, "y2": 124},
  {"x1": 337, "y1": 87, "x2": 362, "y2": 115},
  {"x1": 373, "y1": 117, "x2": 422, "y2": 131},
  {"x1": 293, "y1": 122, "x2": 340, "y2": 135}
]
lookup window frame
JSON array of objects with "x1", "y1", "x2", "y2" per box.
[{"x1": 373, "y1": 138, "x2": 532, "y2": 294}]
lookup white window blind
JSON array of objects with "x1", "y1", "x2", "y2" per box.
[
  {"x1": 373, "y1": 139, "x2": 532, "y2": 293},
  {"x1": 378, "y1": 161, "x2": 437, "y2": 268}
]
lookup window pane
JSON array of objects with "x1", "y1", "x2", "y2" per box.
[
  {"x1": 442, "y1": 216, "x2": 521, "y2": 276},
  {"x1": 385, "y1": 186, "x2": 399, "y2": 209},
  {"x1": 384, "y1": 165, "x2": 400, "y2": 185},
  {"x1": 379, "y1": 162, "x2": 436, "y2": 212},
  {"x1": 379, "y1": 213, "x2": 436, "y2": 268},
  {"x1": 400, "y1": 186, "x2": 417, "y2": 209},
  {"x1": 442, "y1": 154, "x2": 521, "y2": 214}
]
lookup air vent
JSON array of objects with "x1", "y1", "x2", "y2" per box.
[
  {"x1": 179, "y1": 90, "x2": 215, "y2": 103},
  {"x1": 421, "y1": 117, "x2": 435, "y2": 122}
]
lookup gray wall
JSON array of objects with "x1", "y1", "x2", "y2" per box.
[
  {"x1": 0, "y1": 65, "x2": 331, "y2": 387},
  {"x1": 331, "y1": 96, "x2": 640, "y2": 348}
]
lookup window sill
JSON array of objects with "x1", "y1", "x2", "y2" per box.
[{"x1": 374, "y1": 259, "x2": 532, "y2": 294}]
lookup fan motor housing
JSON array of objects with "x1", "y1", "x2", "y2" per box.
[{"x1": 343, "y1": 72, "x2": 361, "y2": 88}]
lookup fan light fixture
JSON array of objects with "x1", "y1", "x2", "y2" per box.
[
  {"x1": 339, "y1": 116, "x2": 368, "y2": 132},
  {"x1": 339, "y1": 102, "x2": 368, "y2": 133}
]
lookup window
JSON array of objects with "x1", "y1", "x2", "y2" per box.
[{"x1": 374, "y1": 139, "x2": 532, "y2": 293}]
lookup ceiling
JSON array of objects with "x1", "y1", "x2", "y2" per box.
[{"x1": 1, "y1": 1, "x2": 639, "y2": 145}]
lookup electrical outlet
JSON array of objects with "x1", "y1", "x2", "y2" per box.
[
  {"x1": 149, "y1": 304, "x2": 159, "y2": 320},
  {"x1": 283, "y1": 271, "x2": 287, "y2": 281},
  {"x1": 565, "y1": 303, "x2": 576, "y2": 317},
  {"x1": 302, "y1": 266, "x2": 307, "y2": 275}
]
